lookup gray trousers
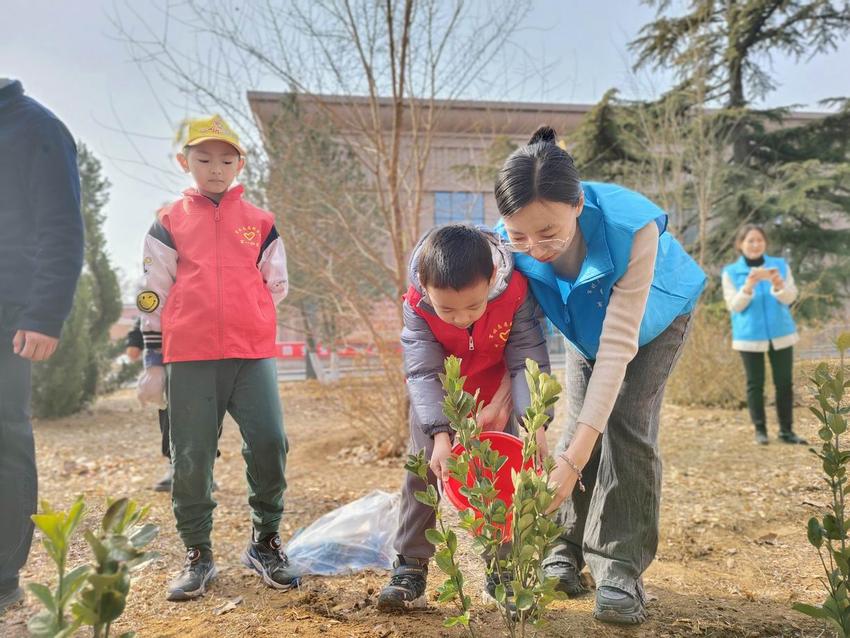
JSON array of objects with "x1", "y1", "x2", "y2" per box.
[
  {"x1": 395, "y1": 412, "x2": 517, "y2": 560},
  {"x1": 0, "y1": 304, "x2": 37, "y2": 594},
  {"x1": 543, "y1": 314, "x2": 691, "y2": 601}
]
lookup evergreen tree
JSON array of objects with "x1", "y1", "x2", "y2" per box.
[
  {"x1": 569, "y1": 0, "x2": 850, "y2": 318},
  {"x1": 32, "y1": 143, "x2": 122, "y2": 417}
]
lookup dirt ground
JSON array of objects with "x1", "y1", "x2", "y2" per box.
[{"x1": 1, "y1": 379, "x2": 835, "y2": 638}]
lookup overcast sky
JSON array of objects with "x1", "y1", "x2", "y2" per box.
[{"x1": 3, "y1": 0, "x2": 848, "y2": 288}]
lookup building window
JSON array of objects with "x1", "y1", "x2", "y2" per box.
[{"x1": 434, "y1": 191, "x2": 485, "y2": 225}]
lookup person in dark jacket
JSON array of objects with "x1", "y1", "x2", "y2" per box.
[
  {"x1": 377, "y1": 224, "x2": 551, "y2": 613},
  {"x1": 0, "y1": 78, "x2": 84, "y2": 614}
]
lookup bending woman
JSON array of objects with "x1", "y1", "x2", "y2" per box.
[{"x1": 494, "y1": 126, "x2": 706, "y2": 625}]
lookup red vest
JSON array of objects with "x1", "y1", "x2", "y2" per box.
[{"x1": 405, "y1": 271, "x2": 528, "y2": 405}]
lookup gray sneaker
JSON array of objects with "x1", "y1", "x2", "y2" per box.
[
  {"x1": 0, "y1": 586, "x2": 23, "y2": 615},
  {"x1": 543, "y1": 560, "x2": 588, "y2": 597},
  {"x1": 242, "y1": 532, "x2": 300, "y2": 590},
  {"x1": 166, "y1": 547, "x2": 217, "y2": 601},
  {"x1": 593, "y1": 586, "x2": 647, "y2": 624}
]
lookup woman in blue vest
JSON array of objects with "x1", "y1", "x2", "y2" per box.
[
  {"x1": 494, "y1": 126, "x2": 706, "y2": 625},
  {"x1": 721, "y1": 224, "x2": 806, "y2": 445}
]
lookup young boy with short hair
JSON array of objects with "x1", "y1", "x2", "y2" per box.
[
  {"x1": 137, "y1": 115, "x2": 295, "y2": 601},
  {"x1": 377, "y1": 224, "x2": 551, "y2": 611}
]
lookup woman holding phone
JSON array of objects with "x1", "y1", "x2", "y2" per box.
[{"x1": 721, "y1": 224, "x2": 807, "y2": 445}]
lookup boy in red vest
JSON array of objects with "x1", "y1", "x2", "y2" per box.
[
  {"x1": 377, "y1": 224, "x2": 551, "y2": 611},
  {"x1": 136, "y1": 115, "x2": 296, "y2": 601}
]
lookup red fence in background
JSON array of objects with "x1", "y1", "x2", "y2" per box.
[{"x1": 275, "y1": 342, "x2": 400, "y2": 360}]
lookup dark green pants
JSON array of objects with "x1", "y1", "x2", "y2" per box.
[
  {"x1": 167, "y1": 358, "x2": 287, "y2": 548},
  {"x1": 739, "y1": 346, "x2": 794, "y2": 434}
]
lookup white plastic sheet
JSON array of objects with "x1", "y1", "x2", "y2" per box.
[{"x1": 286, "y1": 490, "x2": 400, "y2": 576}]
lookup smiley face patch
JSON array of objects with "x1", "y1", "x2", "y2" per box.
[{"x1": 136, "y1": 290, "x2": 160, "y2": 313}]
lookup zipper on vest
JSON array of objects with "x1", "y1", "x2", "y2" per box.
[
  {"x1": 214, "y1": 203, "x2": 223, "y2": 353},
  {"x1": 467, "y1": 327, "x2": 474, "y2": 351}
]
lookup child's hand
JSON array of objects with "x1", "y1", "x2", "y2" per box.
[
  {"x1": 429, "y1": 433, "x2": 454, "y2": 483},
  {"x1": 477, "y1": 400, "x2": 512, "y2": 432},
  {"x1": 137, "y1": 365, "x2": 167, "y2": 409}
]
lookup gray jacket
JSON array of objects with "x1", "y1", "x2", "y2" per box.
[{"x1": 403, "y1": 226, "x2": 551, "y2": 437}]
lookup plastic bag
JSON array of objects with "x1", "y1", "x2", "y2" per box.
[{"x1": 285, "y1": 490, "x2": 399, "y2": 576}]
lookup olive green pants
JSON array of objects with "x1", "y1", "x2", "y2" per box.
[{"x1": 167, "y1": 358, "x2": 287, "y2": 548}]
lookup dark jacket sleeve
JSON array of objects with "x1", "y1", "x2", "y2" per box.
[
  {"x1": 18, "y1": 117, "x2": 83, "y2": 337},
  {"x1": 126, "y1": 317, "x2": 144, "y2": 350},
  {"x1": 504, "y1": 291, "x2": 552, "y2": 426},
  {"x1": 401, "y1": 300, "x2": 453, "y2": 437}
]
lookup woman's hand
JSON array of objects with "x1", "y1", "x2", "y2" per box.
[
  {"x1": 546, "y1": 423, "x2": 600, "y2": 513},
  {"x1": 429, "y1": 432, "x2": 454, "y2": 483},
  {"x1": 743, "y1": 270, "x2": 760, "y2": 294},
  {"x1": 769, "y1": 269, "x2": 784, "y2": 290}
]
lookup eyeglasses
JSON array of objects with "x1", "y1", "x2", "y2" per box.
[{"x1": 504, "y1": 238, "x2": 568, "y2": 254}]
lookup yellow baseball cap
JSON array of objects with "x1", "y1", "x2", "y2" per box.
[{"x1": 178, "y1": 114, "x2": 245, "y2": 156}]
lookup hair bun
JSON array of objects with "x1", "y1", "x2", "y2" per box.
[{"x1": 528, "y1": 125, "x2": 557, "y2": 145}]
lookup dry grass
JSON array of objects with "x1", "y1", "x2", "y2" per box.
[{"x1": 0, "y1": 377, "x2": 835, "y2": 637}]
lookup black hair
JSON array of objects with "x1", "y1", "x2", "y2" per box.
[
  {"x1": 735, "y1": 224, "x2": 768, "y2": 252},
  {"x1": 418, "y1": 224, "x2": 494, "y2": 291},
  {"x1": 494, "y1": 125, "x2": 582, "y2": 217}
]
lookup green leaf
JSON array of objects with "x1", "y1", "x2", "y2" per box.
[
  {"x1": 425, "y1": 528, "x2": 445, "y2": 545},
  {"x1": 494, "y1": 583, "x2": 506, "y2": 603},
  {"x1": 446, "y1": 530, "x2": 458, "y2": 553},
  {"x1": 434, "y1": 549, "x2": 456, "y2": 576},
  {"x1": 60, "y1": 564, "x2": 92, "y2": 607},
  {"x1": 793, "y1": 601, "x2": 834, "y2": 620},
  {"x1": 27, "y1": 583, "x2": 57, "y2": 614},
  {"x1": 128, "y1": 523, "x2": 158, "y2": 549},
  {"x1": 99, "y1": 589, "x2": 128, "y2": 623},
  {"x1": 414, "y1": 490, "x2": 436, "y2": 508},
  {"x1": 27, "y1": 610, "x2": 62, "y2": 638},
  {"x1": 808, "y1": 517, "x2": 824, "y2": 549},
  {"x1": 102, "y1": 498, "x2": 129, "y2": 533},
  {"x1": 515, "y1": 590, "x2": 535, "y2": 611}
]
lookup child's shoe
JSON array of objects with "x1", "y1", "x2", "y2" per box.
[
  {"x1": 242, "y1": 531, "x2": 300, "y2": 590},
  {"x1": 483, "y1": 571, "x2": 519, "y2": 617},
  {"x1": 377, "y1": 555, "x2": 428, "y2": 611},
  {"x1": 166, "y1": 546, "x2": 217, "y2": 601},
  {"x1": 543, "y1": 560, "x2": 588, "y2": 597}
]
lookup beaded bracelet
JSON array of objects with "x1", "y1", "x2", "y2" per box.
[{"x1": 559, "y1": 452, "x2": 586, "y2": 493}]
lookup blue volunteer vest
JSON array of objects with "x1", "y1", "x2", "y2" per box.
[
  {"x1": 722, "y1": 255, "x2": 797, "y2": 341},
  {"x1": 496, "y1": 182, "x2": 706, "y2": 359}
]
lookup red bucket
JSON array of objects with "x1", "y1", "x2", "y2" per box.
[{"x1": 442, "y1": 431, "x2": 534, "y2": 541}]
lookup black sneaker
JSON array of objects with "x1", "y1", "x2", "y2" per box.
[
  {"x1": 593, "y1": 586, "x2": 647, "y2": 624},
  {"x1": 779, "y1": 432, "x2": 808, "y2": 445},
  {"x1": 153, "y1": 466, "x2": 173, "y2": 492},
  {"x1": 377, "y1": 555, "x2": 428, "y2": 611},
  {"x1": 242, "y1": 532, "x2": 300, "y2": 590},
  {"x1": 0, "y1": 586, "x2": 23, "y2": 615},
  {"x1": 484, "y1": 570, "x2": 518, "y2": 617},
  {"x1": 543, "y1": 560, "x2": 588, "y2": 597},
  {"x1": 166, "y1": 547, "x2": 217, "y2": 601},
  {"x1": 754, "y1": 431, "x2": 769, "y2": 445}
]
